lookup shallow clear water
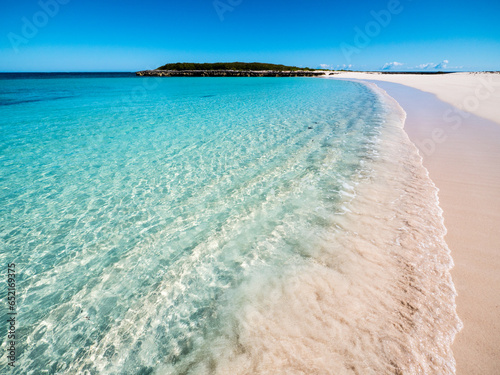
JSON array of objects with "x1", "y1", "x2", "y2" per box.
[{"x1": 0, "y1": 74, "x2": 460, "y2": 374}]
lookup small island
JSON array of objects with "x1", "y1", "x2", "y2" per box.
[{"x1": 136, "y1": 62, "x2": 327, "y2": 77}]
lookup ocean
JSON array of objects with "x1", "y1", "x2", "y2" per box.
[{"x1": 0, "y1": 73, "x2": 460, "y2": 374}]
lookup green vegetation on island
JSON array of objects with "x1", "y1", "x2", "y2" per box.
[{"x1": 157, "y1": 62, "x2": 314, "y2": 71}]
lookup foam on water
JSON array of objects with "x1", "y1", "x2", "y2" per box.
[{"x1": 0, "y1": 75, "x2": 460, "y2": 374}]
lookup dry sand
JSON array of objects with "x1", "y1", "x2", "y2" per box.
[
  {"x1": 328, "y1": 72, "x2": 500, "y2": 374},
  {"x1": 329, "y1": 72, "x2": 500, "y2": 125}
]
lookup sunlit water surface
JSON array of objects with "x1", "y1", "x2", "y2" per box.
[{"x1": 0, "y1": 74, "x2": 460, "y2": 374}]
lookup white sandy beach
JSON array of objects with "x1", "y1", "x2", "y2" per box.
[
  {"x1": 330, "y1": 72, "x2": 500, "y2": 125},
  {"x1": 329, "y1": 72, "x2": 500, "y2": 375}
]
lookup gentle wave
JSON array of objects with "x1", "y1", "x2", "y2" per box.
[{"x1": 0, "y1": 77, "x2": 460, "y2": 374}]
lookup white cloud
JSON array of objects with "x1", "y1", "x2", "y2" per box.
[
  {"x1": 382, "y1": 61, "x2": 404, "y2": 70},
  {"x1": 416, "y1": 62, "x2": 435, "y2": 69},
  {"x1": 416, "y1": 60, "x2": 449, "y2": 70},
  {"x1": 319, "y1": 64, "x2": 332, "y2": 69},
  {"x1": 434, "y1": 59, "x2": 449, "y2": 69},
  {"x1": 336, "y1": 64, "x2": 353, "y2": 69}
]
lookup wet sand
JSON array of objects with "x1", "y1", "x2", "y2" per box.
[{"x1": 329, "y1": 74, "x2": 500, "y2": 374}]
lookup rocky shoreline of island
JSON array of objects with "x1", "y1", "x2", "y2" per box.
[{"x1": 136, "y1": 69, "x2": 327, "y2": 77}]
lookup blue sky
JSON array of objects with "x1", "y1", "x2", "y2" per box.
[{"x1": 1, "y1": 0, "x2": 499, "y2": 72}]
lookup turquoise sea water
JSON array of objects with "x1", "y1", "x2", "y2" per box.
[{"x1": 0, "y1": 74, "x2": 459, "y2": 374}]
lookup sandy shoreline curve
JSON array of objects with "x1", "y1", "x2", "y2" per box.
[
  {"x1": 328, "y1": 72, "x2": 500, "y2": 126},
  {"x1": 327, "y1": 72, "x2": 500, "y2": 374}
]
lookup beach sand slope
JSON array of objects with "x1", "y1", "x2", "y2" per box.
[{"x1": 329, "y1": 73, "x2": 500, "y2": 375}]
